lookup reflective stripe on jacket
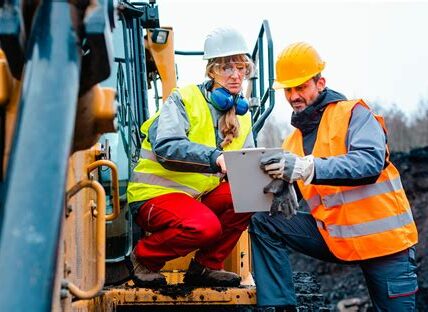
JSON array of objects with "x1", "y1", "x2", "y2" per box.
[
  {"x1": 284, "y1": 99, "x2": 418, "y2": 261},
  {"x1": 127, "y1": 84, "x2": 252, "y2": 203}
]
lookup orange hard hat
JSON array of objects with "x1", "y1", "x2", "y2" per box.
[{"x1": 273, "y1": 42, "x2": 325, "y2": 89}]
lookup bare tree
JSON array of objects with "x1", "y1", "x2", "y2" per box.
[
  {"x1": 384, "y1": 104, "x2": 412, "y2": 151},
  {"x1": 409, "y1": 99, "x2": 428, "y2": 147},
  {"x1": 371, "y1": 98, "x2": 428, "y2": 152}
]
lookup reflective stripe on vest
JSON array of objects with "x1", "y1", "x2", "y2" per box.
[
  {"x1": 131, "y1": 171, "x2": 201, "y2": 198},
  {"x1": 140, "y1": 149, "x2": 157, "y2": 162},
  {"x1": 316, "y1": 208, "x2": 414, "y2": 238},
  {"x1": 306, "y1": 177, "x2": 403, "y2": 210},
  {"x1": 138, "y1": 149, "x2": 223, "y2": 180}
]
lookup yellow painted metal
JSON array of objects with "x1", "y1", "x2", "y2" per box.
[
  {"x1": 162, "y1": 252, "x2": 195, "y2": 271},
  {"x1": 87, "y1": 159, "x2": 120, "y2": 221},
  {"x1": 67, "y1": 227, "x2": 255, "y2": 310},
  {"x1": 93, "y1": 86, "x2": 116, "y2": 133},
  {"x1": 72, "y1": 285, "x2": 256, "y2": 310},
  {"x1": 224, "y1": 230, "x2": 253, "y2": 285},
  {"x1": 106, "y1": 286, "x2": 256, "y2": 305},
  {"x1": 163, "y1": 271, "x2": 184, "y2": 284},
  {"x1": 71, "y1": 297, "x2": 115, "y2": 312},
  {"x1": 1, "y1": 51, "x2": 21, "y2": 175},
  {"x1": 146, "y1": 27, "x2": 177, "y2": 101},
  {"x1": 73, "y1": 85, "x2": 117, "y2": 152},
  {"x1": 64, "y1": 179, "x2": 106, "y2": 299},
  {"x1": 0, "y1": 50, "x2": 12, "y2": 106},
  {"x1": 53, "y1": 146, "x2": 104, "y2": 312},
  {"x1": 162, "y1": 229, "x2": 253, "y2": 282}
]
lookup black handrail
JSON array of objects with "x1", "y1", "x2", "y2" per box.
[
  {"x1": 250, "y1": 20, "x2": 275, "y2": 142},
  {"x1": 116, "y1": 2, "x2": 158, "y2": 171},
  {"x1": 175, "y1": 50, "x2": 204, "y2": 56}
]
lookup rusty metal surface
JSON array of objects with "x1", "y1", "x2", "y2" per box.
[
  {"x1": 107, "y1": 286, "x2": 256, "y2": 305},
  {"x1": 55, "y1": 146, "x2": 102, "y2": 312},
  {"x1": 72, "y1": 285, "x2": 256, "y2": 311},
  {"x1": 65, "y1": 179, "x2": 106, "y2": 299}
]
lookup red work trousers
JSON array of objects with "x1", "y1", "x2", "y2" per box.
[{"x1": 134, "y1": 182, "x2": 252, "y2": 271}]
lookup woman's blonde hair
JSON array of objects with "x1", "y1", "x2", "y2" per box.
[{"x1": 206, "y1": 54, "x2": 253, "y2": 148}]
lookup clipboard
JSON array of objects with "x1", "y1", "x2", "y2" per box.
[{"x1": 223, "y1": 147, "x2": 283, "y2": 213}]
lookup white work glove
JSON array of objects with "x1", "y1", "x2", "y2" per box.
[{"x1": 260, "y1": 152, "x2": 315, "y2": 184}]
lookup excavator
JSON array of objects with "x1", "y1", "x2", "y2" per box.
[{"x1": 0, "y1": 1, "x2": 323, "y2": 311}]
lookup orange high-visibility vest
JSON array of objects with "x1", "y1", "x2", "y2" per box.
[{"x1": 284, "y1": 100, "x2": 418, "y2": 261}]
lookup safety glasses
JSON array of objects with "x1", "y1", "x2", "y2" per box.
[{"x1": 213, "y1": 62, "x2": 253, "y2": 79}]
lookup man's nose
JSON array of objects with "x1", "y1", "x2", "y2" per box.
[{"x1": 288, "y1": 88, "x2": 300, "y2": 101}]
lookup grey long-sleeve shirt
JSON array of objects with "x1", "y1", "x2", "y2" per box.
[
  {"x1": 148, "y1": 83, "x2": 255, "y2": 173},
  {"x1": 312, "y1": 104, "x2": 387, "y2": 186}
]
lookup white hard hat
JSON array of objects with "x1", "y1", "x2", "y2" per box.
[{"x1": 203, "y1": 27, "x2": 250, "y2": 60}]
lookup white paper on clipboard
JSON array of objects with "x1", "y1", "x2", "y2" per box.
[{"x1": 223, "y1": 147, "x2": 283, "y2": 213}]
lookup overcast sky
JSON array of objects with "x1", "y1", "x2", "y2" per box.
[{"x1": 154, "y1": 0, "x2": 428, "y2": 123}]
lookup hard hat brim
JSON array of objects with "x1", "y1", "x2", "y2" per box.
[
  {"x1": 273, "y1": 69, "x2": 324, "y2": 89},
  {"x1": 203, "y1": 51, "x2": 251, "y2": 60}
]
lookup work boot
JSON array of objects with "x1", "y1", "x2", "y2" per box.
[
  {"x1": 128, "y1": 250, "x2": 167, "y2": 287},
  {"x1": 183, "y1": 258, "x2": 241, "y2": 287}
]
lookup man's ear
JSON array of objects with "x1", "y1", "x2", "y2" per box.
[{"x1": 317, "y1": 77, "x2": 326, "y2": 91}]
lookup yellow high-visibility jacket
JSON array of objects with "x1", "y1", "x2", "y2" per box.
[{"x1": 127, "y1": 84, "x2": 252, "y2": 203}]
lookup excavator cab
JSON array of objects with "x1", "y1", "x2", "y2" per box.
[{"x1": 0, "y1": 1, "x2": 276, "y2": 311}]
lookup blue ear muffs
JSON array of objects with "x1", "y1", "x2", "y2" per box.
[
  {"x1": 210, "y1": 87, "x2": 235, "y2": 111},
  {"x1": 234, "y1": 95, "x2": 249, "y2": 115},
  {"x1": 210, "y1": 87, "x2": 249, "y2": 115}
]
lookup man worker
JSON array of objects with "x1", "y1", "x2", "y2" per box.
[{"x1": 249, "y1": 42, "x2": 418, "y2": 311}]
